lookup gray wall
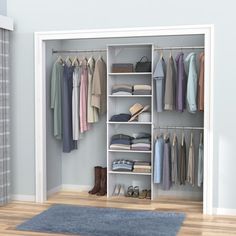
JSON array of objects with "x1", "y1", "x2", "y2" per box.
[
  {"x1": 0, "y1": 0, "x2": 6, "y2": 15},
  {"x1": 6, "y1": 0, "x2": 236, "y2": 210}
]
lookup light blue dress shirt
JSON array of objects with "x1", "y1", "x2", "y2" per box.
[
  {"x1": 154, "y1": 136, "x2": 164, "y2": 183},
  {"x1": 185, "y1": 52, "x2": 198, "y2": 113}
]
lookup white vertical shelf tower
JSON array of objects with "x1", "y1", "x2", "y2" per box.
[{"x1": 106, "y1": 44, "x2": 154, "y2": 199}]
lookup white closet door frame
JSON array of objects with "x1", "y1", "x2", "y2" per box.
[{"x1": 34, "y1": 25, "x2": 214, "y2": 215}]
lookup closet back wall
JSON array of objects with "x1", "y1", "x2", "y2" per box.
[{"x1": 7, "y1": 0, "x2": 236, "y2": 212}]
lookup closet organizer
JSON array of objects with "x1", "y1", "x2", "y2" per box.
[{"x1": 46, "y1": 34, "x2": 204, "y2": 202}]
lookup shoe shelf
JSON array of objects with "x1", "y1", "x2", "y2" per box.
[
  {"x1": 108, "y1": 171, "x2": 151, "y2": 176},
  {"x1": 107, "y1": 43, "x2": 154, "y2": 200}
]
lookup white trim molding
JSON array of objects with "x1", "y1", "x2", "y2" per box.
[
  {"x1": 62, "y1": 184, "x2": 92, "y2": 192},
  {"x1": 47, "y1": 185, "x2": 62, "y2": 197},
  {"x1": 34, "y1": 25, "x2": 215, "y2": 215},
  {"x1": 213, "y1": 208, "x2": 236, "y2": 216},
  {"x1": 0, "y1": 15, "x2": 13, "y2": 31},
  {"x1": 11, "y1": 194, "x2": 35, "y2": 202}
]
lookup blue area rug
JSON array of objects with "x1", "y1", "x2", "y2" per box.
[{"x1": 16, "y1": 204, "x2": 185, "y2": 236}]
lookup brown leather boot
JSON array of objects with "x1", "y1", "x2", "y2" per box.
[
  {"x1": 88, "y1": 166, "x2": 102, "y2": 194},
  {"x1": 97, "y1": 167, "x2": 107, "y2": 196}
]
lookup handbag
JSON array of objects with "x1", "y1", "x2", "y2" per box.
[{"x1": 135, "y1": 56, "x2": 151, "y2": 72}]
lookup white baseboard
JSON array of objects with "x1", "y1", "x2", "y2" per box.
[
  {"x1": 213, "y1": 207, "x2": 236, "y2": 216},
  {"x1": 62, "y1": 184, "x2": 92, "y2": 192},
  {"x1": 47, "y1": 185, "x2": 62, "y2": 197},
  {"x1": 11, "y1": 194, "x2": 35, "y2": 202}
]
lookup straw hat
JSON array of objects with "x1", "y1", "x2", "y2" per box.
[{"x1": 128, "y1": 103, "x2": 150, "y2": 122}]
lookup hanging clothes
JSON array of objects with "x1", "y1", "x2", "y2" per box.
[
  {"x1": 164, "y1": 55, "x2": 176, "y2": 111},
  {"x1": 185, "y1": 52, "x2": 198, "y2": 113},
  {"x1": 80, "y1": 59, "x2": 90, "y2": 133},
  {"x1": 50, "y1": 60, "x2": 64, "y2": 139},
  {"x1": 179, "y1": 134, "x2": 186, "y2": 185},
  {"x1": 162, "y1": 137, "x2": 171, "y2": 190},
  {"x1": 153, "y1": 56, "x2": 166, "y2": 112},
  {"x1": 197, "y1": 132, "x2": 204, "y2": 187},
  {"x1": 154, "y1": 136, "x2": 164, "y2": 184},
  {"x1": 175, "y1": 52, "x2": 187, "y2": 112},
  {"x1": 91, "y1": 57, "x2": 107, "y2": 115},
  {"x1": 187, "y1": 132, "x2": 195, "y2": 186},
  {"x1": 72, "y1": 66, "x2": 81, "y2": 140},
  {"x1": 171, "y1": 134, "x2": 178, "y2": 184},
  {"x1": 198, "y1": 52, "x2": 205, "y2": 111},
  {"x1": 62, "y1": 64, "x2": 77, "y2": 153},
  {"x1": 87, "y1": 57, "x2": 99, "y2": 123}
]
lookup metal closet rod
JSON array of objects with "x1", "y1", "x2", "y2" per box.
[
  {"x1": 154, "y1": 46, "x2": 204, "y2": 50},
  {"x1": 52, "y1": 46, "x2": 204, "y2": 54},
  {"x1": 153, "y1": 126, "x2": 204, "y2": 130},
  {"x1": 52, "y1": 48, "x2": 107, "y2": 54}
]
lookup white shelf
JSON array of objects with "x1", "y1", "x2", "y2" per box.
[
  {"x1": 108, "y1": 72, "x2": 152, "y2": 76},
  {"x1": 108, "y1": 171, "x2": 151, "y2": 176},
  {"x1": 108, "y1": 121, "x2": 152, "y2": 125},
  {"x1": 108, "y1": 149, "x2": 152, "y2": 153},
  {"x1": 109, "y1": 95, "x2": 152, "y2": 98}
]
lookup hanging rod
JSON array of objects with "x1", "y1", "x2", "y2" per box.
[
  {"x1": 153, "y1": 126, "x2": 204, "y2": 130},
  {"x1": 154, "y1": 46, "x2": 204, "y2": 50},
  {"x1": 52, "y1": 48, "x2": 107, "y2": 54}
]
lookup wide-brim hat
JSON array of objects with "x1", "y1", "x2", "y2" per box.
[{"x1": 128, "y1": 103, "x2": 150, "y2": 122}]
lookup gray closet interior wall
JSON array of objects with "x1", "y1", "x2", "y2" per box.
[{"x1": 45, "y1": 34, "x2": 204, "y2": 199}]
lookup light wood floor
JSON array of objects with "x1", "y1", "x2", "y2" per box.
[{"x1": 0, "y1": 191, "x2": 236, "y2": 235}]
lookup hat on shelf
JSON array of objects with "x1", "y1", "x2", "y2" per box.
[{"x1": 128, "y1": 103, "x2": 150, "y2": 122}]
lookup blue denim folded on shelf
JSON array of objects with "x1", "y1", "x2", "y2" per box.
[{"x1": 110, "y1": 114, "x2": 131, "y2": 122}]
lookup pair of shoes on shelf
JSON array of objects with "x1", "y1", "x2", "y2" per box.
[
  {"x1": 139, "y1": 189, "x2": 151, "y2": 199},
  {"x1": 126, "y1": 186, "x2": 139, "y2": 198},
  {"x1": 112, "y1": 184, "x2": 125, "y2": 196}
]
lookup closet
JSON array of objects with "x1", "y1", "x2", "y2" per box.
[{"x1": 44, "y1": 34, "x2": 205, "y2": 202}]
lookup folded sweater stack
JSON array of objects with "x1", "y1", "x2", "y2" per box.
[
  {"x1": 133, "y1": 161, "x2": 151, "y2": 173},
  {"x1": 131, "y1": 133, "x2": 151, "y2": 151},
  {"x1": 112, "y1": 159, "x2": 134, "y2": 172},
  {"x1": 112, "y1": 84, "x2": 133, "y2": 95},
  {"x1": 109, "y1": 134, "x2": 132, "y2": 150},
  {"x1": 133, "y1": 85, "x2": 151, "y2": 95}
]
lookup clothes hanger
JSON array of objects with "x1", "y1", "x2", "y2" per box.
[
  {"x1": 159, "y1": 49, "x2": 163, "y2": 59},
  {"x1": 56, "y1": 55, "x2": 64, "y2": 64},
  {"x1": 181, "y1": 128, "x2": 185, "y2": 146},
  {"x1": 169, "y1": 49, "x2": 172, "y2": 58},
  {"x1": 200, "y1": 132, "x2": 203, "y2": 145},
  {"x1": 65, "y1": 56, "x2": 72, "y2": 66},
  {"x1": 72, "y1": 56, "x2": 80, "y2": 66},
  {"x1": 190, "y1": 130, "x2": 194, "y2": 146}
]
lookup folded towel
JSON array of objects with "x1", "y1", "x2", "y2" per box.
[
  {"x1": 112, "y1": 84, "x2": 133, "y2": 90},
  {"x1": 133, "y1": 85, "x2": 151, "y2": 90},
  {"x1": 112, "y1": 91, "x2": 132, "y2": 95},
  {"x1": 133, "y1": 90, "x2": 151, "y2": 95}
]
